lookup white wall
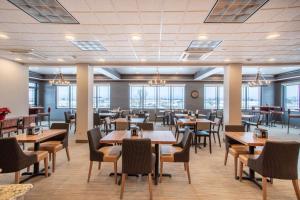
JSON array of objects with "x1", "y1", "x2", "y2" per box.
[{"x1": 0, "y1": 58, "x2": 29, "y2": 117}]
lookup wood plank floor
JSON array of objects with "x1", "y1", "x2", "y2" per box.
[{"x1": 0, "y1": 123, "x2": 299, "y2": 200}]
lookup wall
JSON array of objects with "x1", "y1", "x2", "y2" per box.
[
  {"x1": 261, "y1": 83, "x2": 275, "y2": 106},
  {"x1": 0, "y1": 58, "x2": 29, "y2": 117}
]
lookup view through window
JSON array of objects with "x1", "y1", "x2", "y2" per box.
[
  {"x1": 204, "y1": 85, "x2": 223, "y2": 109},
  {"x1": 284, "y1": 84, "x2": 300, "y2": 109},
  {"x1": 93, "y1": 84, "x2": 110, "y2": 108},
  {"x1": 29, "y1": 82, "x2": 38, "y2": 106}
]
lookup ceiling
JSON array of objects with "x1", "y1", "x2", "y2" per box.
[
  {"x1": 29, "y1": 66, "x2": 300, "y2": 75},
  {"x1": 0, "y1": 0, "x2": 300, "y2": 65}
]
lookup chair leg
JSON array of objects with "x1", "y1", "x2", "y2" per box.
[
  {"x1": 148, "y1": 173, "x2": 153, "y2": 200},
  {"x1": 234, "y1": 157, "x2": 238, "y2": 179},
  {"x1": 185, "y1": 162, "x2": 191, "y2": 184},
  {"x1": 98, "y1": 162, "x2": 101, "y2": 170},
  {"x1": 212, "y1": 133, "x2": 216, "y2": 143},
  {"x1": 27, "y1": 166, "x2": 30, "y2": 172},
  {"x1": 292, "y1": 179, "x2": 300, "y2": 200},
  {"x1": 208, "y1": 135, "x2": 212, "y2": 154},
  {"x1": 52, "y1": 153, "x2": 56, "y2": 173},
  {"x1": 160, "y1": 161, "x2": 163, "y2": 183},
  {"x1": 120, "y1": 173, "x2": 126, "y2": 199},
  {"x1": 65, "y1": 147, "x2": 70, "y2": 161},
  {"x1": 49, "y1": 153, "x2": 52, "y2": 162},
  {"x1": 262, "y1": 177, "x2": 267, "y2": 200},
  {"x1": 114, "y1": 161, "x2": 118, "y2": 184},
  {"x1": 15, "y1": 171, "x2": 20, "y2": 184},
  {"x1": 194, "y1": 135, "x2": 198, "y2": 154},
  {"x1": 184, "y1": 162, "x2": 186, "y2": 171},
  {"x1": 44, "y1": 156, "x2": 49, "y2": 177},
  {"x1": 87, "y1": 161, "x2": 93, "y2": 182},
  {"x1": 239, "y1": 161, "x2": 243, "y2": 181},
  {"x1": 217, "y1": 133, "x2": 221, "y2": 147},
  {"x1": 224, "y1": 150, "x2": 229, "y2": 165}
]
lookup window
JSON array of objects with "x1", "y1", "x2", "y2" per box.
[
  {"x1": 241, "y1": 85, "x2": 261, "y2": 109},
  {"x1": 93, "y1": 84, "x2": 110, "y2": 108},
  {"x1": 129, "y1": 84, "x2": 185, "y2": 109},
  {"x1": 204, "y1": 85, "x2": 223, "y2": 109},
  {"x1": 284, "y1": 84, "x2": 300, "y2": 109},
  {"x1": 29, "y1": 82, "x2": 38, "y2": 106},
  {"x1": 56, "y1": 85, "x2": 76, "y2": 108}
]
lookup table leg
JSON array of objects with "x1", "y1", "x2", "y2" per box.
[{"x1": 154, "y1": 144, "x2": 159, "y2": 185}]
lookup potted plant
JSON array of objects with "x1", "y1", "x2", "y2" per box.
[{"x1": 0, "y1": 107, "x2": 11, "y2": 120}]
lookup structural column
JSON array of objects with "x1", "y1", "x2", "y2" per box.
[
  {"x1": 76, "y1": 64, "x2": 93, "y2": 142},
  {"x1": 223, "y1": 64, "x2": 242, "y2": 125}
]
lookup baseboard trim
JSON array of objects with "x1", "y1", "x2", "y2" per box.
[{"x1": 75, "y1": 139, "x2": 88, "y2": 143}]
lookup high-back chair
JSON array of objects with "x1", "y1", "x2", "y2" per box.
[
  {"x1": 28, "y1": 123, "x2": 70, "y2": 173},
  {"x1": 120, "y1": 139, "x2": 154, "y2": 199},
  {"x1": 0, "y1": 137, "x2": 48, "y2": 183},
  {"x1": 136, "y1": 122, "x2": 154, "y2": 131},
  {"x1": 0, "y1": 118, "x2": 19, "y2": 137},
  {"x1": 173, "y1": 117, "x2": 185, "y2": 141},
  {"x1": 20, "y1": 115, "x2": 36, "y2": 133},
  {"x1": 93, "y1": 113, "x2": 102, "y2": 128},
  {"x1": 194, "y1": 121, "x2": 212, "y2": 153},
  {"x1": 239, "y1": 141, "x2": 300, "y2": 200},
  {"x1": 64, "y1": 111, "x2": 76, "y2": 131},
  {"x1": 87, "y1": 128, "x2": 121, "y2": 184},
  {"x1": 211, "y1": 117, "x2": 222, "y2": 147},
  {"x1": 116, "y1": 121, "x2": 129, "y2": 130},
  {"x1": 160, "y1": 129, "x2": 193, "y2": 184}
]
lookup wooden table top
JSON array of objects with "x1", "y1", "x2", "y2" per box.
[
  {"x1": 112, "y1": 118, "x2": 145, "y2": 123},
  {"x1": 175, "y1": 113, "x2": 188, "y2": 117},
  {"x1": 177, "y1": 118, "x2": 214, "y2": 125},
  {"x1": 98, "y1": 113, "x2": 117, "y2": 117},
  {"x1": 100, "y1": 130, "x2": 176, "y2": 144},
  {"x1": 242, "y1": 114, "x2": 255, "y2": 119},
  {"x1": 15, "y1": 129, "x2": 66, "y2": 143},
  {"x1": 225, "y1": 132, "x2": 267, "y2": 147}
]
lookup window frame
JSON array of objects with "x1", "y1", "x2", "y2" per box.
[
  {"x1": 283, "y1": 83, "x2": 300, "y2": 110},
  {"x1": 204, "y1": 84, "x2": 223, "y2": 110},
  {"x1": 29, "y1": 82, "x2": 38, "y2": 106},
  {"x1": 56, "y1": 84, "x2": 77, "y2": 109},
  {"x1": 93, "y1": 84, "x2": 111, "y2": 109},
  {"x1": 241, "y1": 85, "x2": 261, "y2": 109}
]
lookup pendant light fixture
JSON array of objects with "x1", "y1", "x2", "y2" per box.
[{"x1": 148, "y1": 68, "x2": 166, "y2": 86}]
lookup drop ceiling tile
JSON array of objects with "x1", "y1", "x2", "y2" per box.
[
  {"x1": 142, "y1": 25, "x2": 160, "y2": 33},
  {"x1": 96, "y1": 13, "x2": 120, "y2": 24},
  {"x1": 124, "y1": 25, "x2": 143, "y2": 33},
  {"x1": 187, "y1": 0, "x2": 216, "y2": 11},
  {"x1": 162, "y1": 12, "x2": 184, "y2": 24},
  {"x1": 59, "y1": 0, "x2": 91, "y2": 12},
  {"x1": 162, "y1": 0, "x2": 188, "y2": 11},
  {"x1": 140, "y1": 12, "x2": 161, "y2": 24},
  {"x1": 137, "y1": 0, "x2": 162, "y2": 11},
  {"x1": 112, "y1": 0, "x2": 138, "y2": 11},
  {"x1": 183, "y1": 12, "x2": 207, "y2": 23},
  {"x1": 71, "y1": 12, "x2": 100, "y2": 24},
  {"x1": 118, "y1": 12, "x2": 140, "y2": 24},
  {"x1": 85, "y1": 0, "x2": 114, "y2": 11},
  {"x1": 179, "y1": 24, "x2": 200, "y2": 33},
  {"x1": 0, "y1": 10, "x2": 36, "y2": 23},
  {"x1": 105, "y1": 25, "x2": 125, "y2": 33},
  {"x1": 162, "y1": 25, "x2": 179, "y2": 33}
]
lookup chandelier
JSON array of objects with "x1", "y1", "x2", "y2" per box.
[
  {"x1": 49, "y1": 73, "x2": 70, "y2": 86},
  {"x1": 248, "y1": 70, "x2": 271, "y2": 87},
  {"x1": 148, "y1": 68, "x2": 166, "y2": 86}
]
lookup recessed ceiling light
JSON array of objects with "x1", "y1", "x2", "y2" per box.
[
  {"x1": 7, "y1": 0, "x2": 79, "y2": 24},
  {"x1": 98, "y1": 58, "x2": 105, "y2": 62},
  {"x1": 15, "y1": 58, "x2": 22, "y2": 61},
  {"x1": 198, "y1": 35, "x2": 208, "y2": 40},
  {"x1": 268, "y1": 58, "x2": 275, "y2": 62},
  {"x1": 71, "y1": 41, "x2": 107, "y2": 51},
  {"x1": 140, "y1": 58, "x2": 146, "y2": 62},
  {"x1": 224, "y1": 59, "x2": 231, "y2": 62},
  {"x1": 266, "y1": 33, "x2": 280, "y2": 39},
  {"x1": 205, "y1": 0, "x2": 269, "y2": 23},
  {"x1": 57, "y1": 58, "x2": 64, "y2": 62},
  {"x1": 65, "y1": 35, "x2": 75, "y2": 41},
  {"x1": 0, "y1": 33, "x2": 9, "y2": 39},
  {"x1": 131, "y1": 35, "x2": 141, "y2": 41}
]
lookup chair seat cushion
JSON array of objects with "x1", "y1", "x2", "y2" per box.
[
  {"x1": 160, "y1": 145, "x2": 182, "y2": 162},
  {"x1": 194, "y1": 130, "x2": 209, "y2": 136},
  {"x1": 25, "y1": 151, "x2": 48, "y2": 162},
  {"x1": 99, "y1": 146, "x2": 121, "y2": 162},
  {"x1": 239, "y1": 154, "x2": 260, "y2": 166},
  {"x1": 28, "y1": 141, "x2": 63, "y2": 153},
  {"x1": 178, "y1": 128, "x2": 186, "y2": 133}
]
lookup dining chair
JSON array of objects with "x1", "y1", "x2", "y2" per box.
[
  {"x1": 160, "y1": 128, "x2": 192, "y2": 184},
  {"x1": 116, "y1": 121, "x2": 129, "y2": 130},
  {"x1": 87, "y1": 128, "x2": 121, "y2": 184},
  {"x1": 211, "y1": 117, "x2": 222, "y2": 147},
  {"x1": 174, "y1": 117, "x2": 185, "y2": 141},
  {"x1": 28, "y1": 123, "x2": 70, "y2": 173},
  {"x1": 238, "y1": 141, "x2": 300, "y2": 200},
  {"x1": 19, "y1": 115, "x2": 36, "y2": 133},
  {"x1": 0, "y1": 137, "x2": 48, "y2": 183},
  {"x1": 120, "y1": 138, "x2": 154, "y2": 199},
  {"x1": 194, "y1": 121, "x2": 212, "y2": 154},
  {"x1": 64, "y1": 111, "x2": 76, "y2": 131},
  {"x1": 93, "y1": 112, "x2": 103, "y2": 128},
  {"x1": 104, "y1": 117, "x2": 114, "y2": 134},
  {"x1": 136, "y1": 122, "x2": 154, "y2": 131},
  {"x1": 0, "y1": 118, "x2": 19, "y2": 138},
  {"x1": 37, "y1": 107, "x2": 51, "y2": 128}
]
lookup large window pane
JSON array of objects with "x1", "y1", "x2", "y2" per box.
[
  {"x1": 284, "y1": 84, "x2": 300, "y2": 109},
  {"x1": 158, "y1": 86, "x2": 170, "y2": 109},
  {"x1": 218, "y1": 86, "x2": 224, "y2": 109},
  {"x1": 172, "y1": 86, "x2": 184, "y2": 109},
  {"x1": 29, "y1": 82, "x2": 38, "y2": 106},
  {"x1": 96, "y1": 85, "x2": 110, "y2": 108},
  {"x1": 204, "y1": 86, "x2": 217, "y2": 109},
  {"x1": 144, "y1": 86, "x2": 156, "y2": 108},
  {"x1": 241, "y1": 85, "x2": 261, "y2": 109},
  {"x1": 57, "y1": 86, "x2": 70, "y2": 108},
  {"x1": 130, "y1": 86, "x2": 143, "y2": 109},
  {"x1": 70, "y1": 85, "x2": 77, "y2": 108}
]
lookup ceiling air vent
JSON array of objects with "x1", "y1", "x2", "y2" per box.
[
  {"x1": 205, "y1": 0, "x2": 269, "y2": 23},
  {"x1": 8, "y1": 49, "x2": 47, "y2": 59},
  {"x1": 7, "y1": 0, "x2": 79, "y2": 24}
]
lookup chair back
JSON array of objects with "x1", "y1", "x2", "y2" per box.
[
  {"x1": 93, "y1": 113, "x2": 101, "y2": 127},
  {"x1": 105, "y1": 117, "x2": 111, "y2": 125},
  {"x1": 1, "y1": 118, "x2": 18, "y2": 129},
  {"x1": 173, "y1": 129, "x2": 192, "y2": 162},
  {"x1": 116, "y1": 121, "x2": 129, "y2": 130},
  {"x1": 122, "y1": 138, "x2": 153, "y2": 174},
  {"x1": 251, "y1": 141, "x2": 300, "y2": 180},
  {"x1": 136, "y1": 113, "x2": 145, "y2": 118},
  {"x1": 64, "y1": 111, "x2": 72, "y2": 123},
  {"x1": 224, "y1": 125, "x2": 245, "y2": 132},
  {"x1": 22, "y1": 115, "x2": 36, "y2": 129},
  {"x1": 169, "y1": 112, "x2": 175, "y2": 125},
  {"x1": 49, "y1": 123, "x2": 70, "y2": 148},
  {"x1": 196, "y1": 121, "x2": 211, "y2": 131},
  {"x1": 137, "y1": 123, "x2": 154, "y2": 131},
  {"x1": 0, "y1": 137, "x2": 34, "y2": 173},
  {"x1": 87, "y1": 128, "x2": 105, "y2": 162}
]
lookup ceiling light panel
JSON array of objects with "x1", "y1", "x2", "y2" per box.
[
  {"x1": 7, "y1": 0, "x2": 79, "y2": 24},
  {"x1": 205, "y1": 0, "x2": 269, "y2": 23},
  {"x1": 71, "y1": 41, "x2": 107, "y2": 51},
  {"x1": 187, "y1": 40, "x2": 222, "y2": 52}
]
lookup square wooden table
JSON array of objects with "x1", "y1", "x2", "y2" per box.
[
  {"x1": 225, "y1": 131, "x2": 267, "y2": 188},
  {"x1": 100, "y1": 130, "x2": 176, "y2": 185},
  {"x1": 177, "y1": 118, "x2": 214, "y2": 126},
  {"x1": 98, "y1": 113, "x2": 117, "y2": 118},
  {"x1": 15, "y1": 129, "x2": 66, "y2": 182}
]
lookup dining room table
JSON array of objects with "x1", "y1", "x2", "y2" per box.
[
  {"x1": 15, "y1": 129, "x2": 66, "y2": 182},
  {"x1": 224, "y1": 131, "x2": 267, "y2": 188},
  {"x1": 112, "y1": 117, "x2": 145, "y2": 124},
  {"x1": 98, "y1": 112, "x2": 117, "y2": 118},
  {"x1": 100, "y1": 130, "x2": 176, "y2": 185},
  {"x1": 177, "y1": 118, "x2": 215, "y2": 126}
]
